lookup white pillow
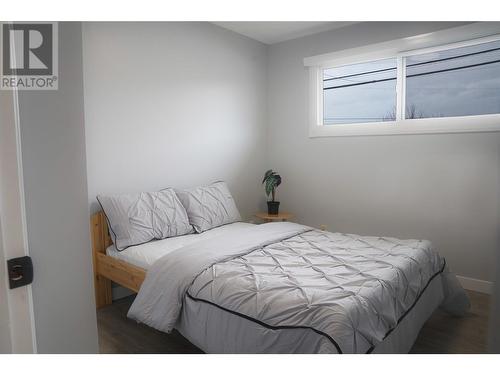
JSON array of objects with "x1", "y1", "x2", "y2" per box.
[
  {"x1": 175, "y1": 181, "x2": 241, "y2": 233},
  {"x1": 97, "y1": 188, "x2": 193, "y2": 251}
]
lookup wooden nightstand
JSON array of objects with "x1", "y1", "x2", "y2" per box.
[{"x1": 254, "y1": 212, "x2": 294, "y2": 223}]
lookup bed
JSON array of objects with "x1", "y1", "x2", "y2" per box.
[{"x1": 91, "y1": 211, "x2": 469, "y2": 354}]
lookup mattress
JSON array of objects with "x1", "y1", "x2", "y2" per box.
[{"x1": 106, "y1": 222, "x2": 255, "y2": 270}]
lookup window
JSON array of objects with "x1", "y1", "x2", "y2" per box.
[
  {"x1": 306, "y1": 25, "x2": 500, "y2": 136},
  {"x1": 323, "y1": 59, "x2": 397, "y2": 125},
  {"x1": 405, "y1": 40, "x2": 500, "y2": 119}
]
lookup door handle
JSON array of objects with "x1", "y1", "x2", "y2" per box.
[{"x1": 7, "y1": 256, "x2": 33, "y2": 289}]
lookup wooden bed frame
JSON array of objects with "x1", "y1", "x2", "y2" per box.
[{"x1": 91, "y1": 211, "x2": 146, "y2": 308}]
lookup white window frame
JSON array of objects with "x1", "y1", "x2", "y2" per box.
[{"x1": 305, "y1": 23, "x2": 500, "y2": 137}]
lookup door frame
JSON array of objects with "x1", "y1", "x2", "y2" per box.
[{"x1": 0, "y1": 67, "x2": 37, "y2": 352}]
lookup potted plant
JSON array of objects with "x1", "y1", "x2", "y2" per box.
[{"x1": 262, "y1": 169, "x2": 282, "y2": 215}]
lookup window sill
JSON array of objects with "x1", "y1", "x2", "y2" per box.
[{"x1": 309, "y1": 114, "x2": 500, "y2": 138}]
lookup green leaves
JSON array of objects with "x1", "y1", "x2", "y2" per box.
[
  {"x1": 262, "y1": 169, "x2": 274, "y2": 184},
  {"x1": 265, "y1": 177, "x2": 274, "y2": 197},
  {"x1": 262, "y1": 169, "x2": 282, "y2": 201}
]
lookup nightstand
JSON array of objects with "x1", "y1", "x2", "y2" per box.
[{"x1": 254, "y1": 212, "x2": 294, "y2": 223}]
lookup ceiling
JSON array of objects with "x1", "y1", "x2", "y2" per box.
[{"x1": 213, "y1": 22, "x2": 357, "y2": 45}]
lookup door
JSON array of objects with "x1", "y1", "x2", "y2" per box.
[{"x1": 0, "y1": 88, "x2": 37, "y2": 353}]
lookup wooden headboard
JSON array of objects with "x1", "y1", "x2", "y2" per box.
[
  {"x1": 90, "y1": 211, "x2": 113, "y2": 307},
  {"x1": 90, "y1": 211, "x2": 112, "y2": 255}
]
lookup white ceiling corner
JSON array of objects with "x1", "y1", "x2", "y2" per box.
[{"x1": 213, "y1": 21, "x2": 357, "y2": 45}]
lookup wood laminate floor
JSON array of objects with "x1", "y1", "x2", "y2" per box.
[{"x1": 97, "y1": 290, "x2": 490, "y2": 354}]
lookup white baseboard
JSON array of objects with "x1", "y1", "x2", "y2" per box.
[{"x1": 456, "y1": 275, "x2": 493, "y2": 295}]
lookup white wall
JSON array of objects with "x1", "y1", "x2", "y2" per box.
[
  {"x1": 83, "y1": 22, "x2": 268, "y2": 219},
  {"x1": 488, "y1": 151, "x2": 500, "y2": 352},
  {"x1": 267, "y1": 22, "x2": 500, "y2": 284},
  {"x1": 489, "y1": 243, "x2": 500, "y2": 351},
  {"x1": 17, "y1": 22, "x2": 98, "y2": 353}
]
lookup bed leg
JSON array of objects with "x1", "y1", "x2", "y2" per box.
[{"x1": 95, "y1": 273, "x2": 112, "y2": 309}]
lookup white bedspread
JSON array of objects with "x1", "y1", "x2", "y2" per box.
[{"x1": 128, "y1": 222, "x2": 469, "y2": 353}]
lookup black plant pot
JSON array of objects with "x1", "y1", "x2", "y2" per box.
[{"x1": 267, "y1": 201, "x2": 280, "y2": 215}]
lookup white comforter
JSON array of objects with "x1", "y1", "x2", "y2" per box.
[{"x1": 128, "y1": 222, "x2": 469, "y2": 353}]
